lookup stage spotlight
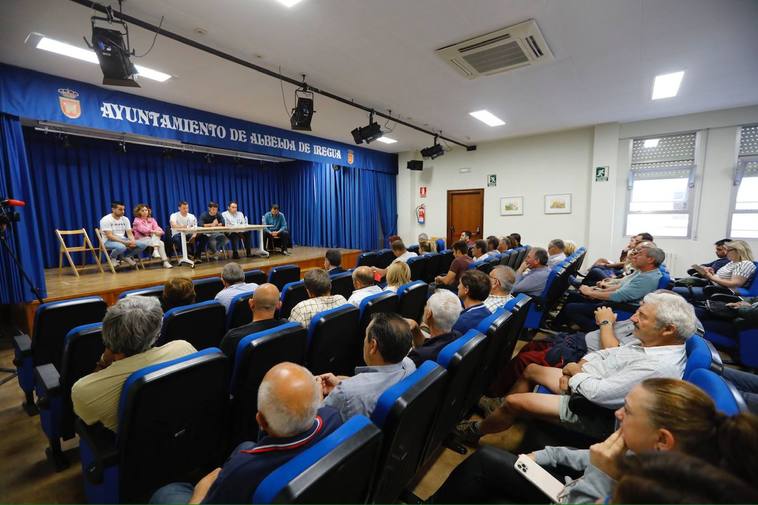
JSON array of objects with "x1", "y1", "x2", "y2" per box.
[
  {"x1": 290, "y1": 86, "x2": 315, "y2": 131},
  {"x1": 85, "y1": 5, "x2": 140, "y2": 87},
  {"x1": 351, "y1": 112, "x2": 383, "y2": 144},
  {"x1": 421, "y1": 136, "x2": 445, "y2": 159},
  {"x1": 115, "y1": 140, "x2": 127, "y2": 153},
  {"x1": 205, "y1": 153, "x2": 214, "y2": 164}
]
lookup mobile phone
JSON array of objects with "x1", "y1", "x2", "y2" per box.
[{"x1": 514, "y1": 454, "x2": 565, "y2": 503}]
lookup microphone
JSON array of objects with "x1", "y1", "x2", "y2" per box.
[{"x1": 1, "y1": 198, "x2": 26, "y2": 207}]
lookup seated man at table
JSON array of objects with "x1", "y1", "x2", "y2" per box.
[
  {"x1": 218, "y1": 283, "x2": 286, "y2": 358},
  {"x1": 198, "y1": 201, "x2": 229, "y2": 260},
  {"x1": 347, "y1": 266, "x2": 383, "y2": 307},
  {"x1": 318, "y1": 313, "x2": 416, "y2": 421},
  {"x1": 263, "y1": 203, "x2": 291, "y2": 256},
  {"x1": 221, "y1": 200, "x2": 251, "y2": 259},
  {"x1": 100, "y1": 200, "x2": 147, "y2": 268},
  {"x1": 72, "y1": 296, "x2": 196, "y2": 433},
  {"x1": 150, "y1": 362, "x2": 342, "y2": 504},
  {"x1": 289, "y1": 269, "x2": 348, "y2": 328},
  {"x1": 170, "y1": 201, "x2": 202, "y2": 263},
  {"x1": 214, "y1": 262, "x2": 260, "y2": 313}
]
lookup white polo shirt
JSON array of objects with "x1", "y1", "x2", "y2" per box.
[{"x1": 169, "y1": 212, "x2": 198, "y2": 237}]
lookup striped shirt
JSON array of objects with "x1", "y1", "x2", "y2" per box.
[{"x1": 716, "y1": 260, "x2": 756, "y2": 281}]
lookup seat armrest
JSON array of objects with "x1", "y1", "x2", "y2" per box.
[
  {"x1": 75, "y1": 419, "x2": 119, "y2": 484},
  {"x1": 13, "y1": 333, "x2": 32, "y2": 356},
  {"x1": 34, "y1": 363, "x2": 61, "y2": 398}
]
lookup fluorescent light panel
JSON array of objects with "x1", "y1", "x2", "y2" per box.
[
  {"x1": 33, "y1": 35, "x2": 171, "y2": 82},
  {"x1": 376, "y1": 136, "x2": 397, "y2": 144},
  {"x1": 643, "y1": 138, "x2": 660, "y2": 148},
  {"x1": 277, "y1": 0, "x2": 304, "y2": 6},
  {"x1": 469, "y1": 109, "x2": 505, "y2": 127},
  {"x1": 652, "y1": 71, "x2": 684, "y2": 100}
]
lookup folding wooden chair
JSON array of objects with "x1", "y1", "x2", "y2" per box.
[
  {"x1": 95, "y1": 228, "x2": 145, "y2": 274},
  {"x1": 55, "y1": 228, "x2": 103, "y2": 278}
]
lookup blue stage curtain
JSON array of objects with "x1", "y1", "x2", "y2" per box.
[
  {"x1": 0, "y1": 115, "x2": 47, "y2": 303},
  {"x1": 23, "y1": 128, "x2": 396, "y2": 268}
]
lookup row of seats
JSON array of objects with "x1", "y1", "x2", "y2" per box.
[{"x1": 67, "y1": 294, "x2": 534, "y2": 503}]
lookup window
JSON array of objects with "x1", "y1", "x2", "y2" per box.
[
  {"x1": 730, "y1": 126, "x2": 758, "y2": 238},
  {"x1": 625, "y1": 133, "x2": 696, "y2": 238}
]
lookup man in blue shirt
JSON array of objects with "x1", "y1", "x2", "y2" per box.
[
  {"x1": 263, "y1": 204, "x2": 291, "y2": 256},
  {"x1": 452, "y1": 270, "x2": 492, "y2": 334},
  {"x1": 149, "y1": 362, "x2": 341, "y2": 504}
]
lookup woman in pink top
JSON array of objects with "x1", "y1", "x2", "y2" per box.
[{"x1": 132, "y1": 204, "x2": 172, "y2": 268}]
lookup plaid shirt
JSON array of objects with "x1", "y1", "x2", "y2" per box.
[{"x1": 289, "y1": 295, "x2": 348, "y2": 328}]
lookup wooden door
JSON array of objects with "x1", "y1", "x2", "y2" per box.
[{"x1": 447, "y1": 189, "x2": 484, "y2": 247}]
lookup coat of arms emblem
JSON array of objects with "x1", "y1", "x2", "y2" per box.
[{"x1": 58, "y1": 88, "x2": 81, "y2": 119}]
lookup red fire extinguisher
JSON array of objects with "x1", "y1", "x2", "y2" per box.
[{"x1": 416, "y1": 204, "x2": 426, "y2": 224}]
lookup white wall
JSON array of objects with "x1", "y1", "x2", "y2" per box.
[{"x1": 397, "y1": 105, "x2": 758, "y2": 277}]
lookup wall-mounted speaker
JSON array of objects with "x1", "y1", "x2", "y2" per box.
[{"x1": 407, "y1": 160, "x2": 423, "y2": 171}]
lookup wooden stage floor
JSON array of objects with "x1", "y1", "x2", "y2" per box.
[{"x1": 18, "y1": 246, "x2": 360, "y2": 332}]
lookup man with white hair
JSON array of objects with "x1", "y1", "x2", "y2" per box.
[
  {"x1": 214, "y1": 262, "x2": 260, "y2": 312},
  {"x1": 484, "y1": 265, "x2": 516, "y2": 312},
  {"x1": 408, "y1": 290, "x2": 464, "y2": 367},
  {"x1": 457, "y1": 291, "x2": 696, "y2": 443},
  {"x1": 347, "y1": 266, "x2": 383, "y2": 307},
  {"x1": 150, "y1": 362, "x2": 342, "y2": 504},
  {"x1": 72, "y1": 296, "x2": 196, "y2": 433}
]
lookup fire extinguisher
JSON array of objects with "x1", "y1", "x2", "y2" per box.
[{"x1": 416, "y1": 204, "x2": 426, "y2": 224}]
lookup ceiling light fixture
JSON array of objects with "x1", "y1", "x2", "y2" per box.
[
  {"x1": 469, "y1": 109, "x2": 506, "y2": 127},
  {"x1": 652, "y1": 71, "x2": 684, "y2": 100},
  {"x1": 351, "y1": 111, "x2": 383, "y2": 144},
  {"x1": 376, "y1": 136, "x2": 397, "y2": 144},
  {"x1": 643, "y1": 138, "x2": 660, "y2": 148},
  {"x1": 277, "y1": 0, "x2": 304, "y2": 7},
  {"x1": 420, "y1": 135, "x2": 445, "y2": 159},
  {"x1": 28, "y1": 33, "x2": 171, "y2": 82}
]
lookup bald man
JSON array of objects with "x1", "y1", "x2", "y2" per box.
[
  {"x1": 150, "y1": 362, "x2": 342, "y2": 504},
  {"x1": 347, "y1": 266, "x2": 383, "y2": 307},
  {"x1": 218, "y1": 283, "x2": 286, "y2": 357}
]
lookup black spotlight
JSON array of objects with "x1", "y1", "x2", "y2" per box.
[
  {"x1": 115, "y1": 140, "x2": 127, "y2": 153},
  {"x1": 421, "y1": 136, "x2": 445, "y2": 159},
  {"x1": 351, "y1": 111, "x2": 383, "y2": 144},
  {"x1": 85, "y1": 5, "x2": 140, "y2": 87},
  {"x1": 290, "y1": 87, "x2": 315, "y2": 131}
]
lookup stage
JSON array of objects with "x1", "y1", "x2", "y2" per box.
[{"x1": 19, "y1": 246, "x2": 361, "y2": 332}]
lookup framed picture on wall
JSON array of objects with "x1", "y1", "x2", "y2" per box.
[
  {"x1": 544, "y1": 193, "x2": 572, "y2": 214},
  {"x1": 500, "y1": 196, "x2": 523, "y2": 216}
]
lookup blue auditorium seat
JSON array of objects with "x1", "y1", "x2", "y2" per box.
[
  {"x1": 356, "y1": 251, "x2": 377, "y2": 268},
  {"x1": 268, "y1": 264, "x2": 300, "y2": 291},
  {"x1": 521, "y1": 251, "x2": 583, "y2": 331},
  {"x1": 117, "y1": 285, "x2": 163, "y2": 300},
  {"x1": 329, "y1": 270, "x2": 355, "y2": 300},
  {"x1": 437, "y1": 249, "x2": 454, "y2": 276},
  {"x1": 245, "y1": 268, "x2": 267, "y2": 286},
  {"x1": 470, "y1": 308, "x2": 515, "y2": 404},
  {"x1": 687, "y1": 368, "x2": 747, "y2": 415},
  {"x1": 397, "y1": 280, "x2": 428, "y2": 322},
  {"x1": 406, "y1": 255, "x2": 428, "y2": 281},
  {"x1": 374, "y1": 249, "x2": 395, "y2": 269},
  {"x1": 435, "y1": 238, "x2": 446, "y2": 252},
  {"x1": 306, "y1": 305, "x2": 360, "y2": 376},
  {"x1": 370, "y1": 361, "x2": 447, "y2": 504},
  {"x1": 279, "y1": 280, "x2": 309, "y2": 319},
  {"x1": 683, "y1": 334, "x2": 723, "y2": 380},
  {"x1": 76, "y1": 348, "x2": 229, "y2": 503},
  {"x1": 192, "y1": 277, "x2": 225, "y2": 302},
  {"x1": 703, "y1": 318, "x2": 758, "y2": 369},
  {"x1": 13, "y1": 296, "x2": 107, "y2": 414},
  {"x1": 423, "y1": 252, "x2": 442, "y2": 283},
  {"x1": 226, "y1": 290, "x2": 255, "y2": 329},
  {"x1": 252, "y1": 415, "x2": 382, "y2": 504},
  {"x1": 159, "y1": 300, "x2": 226, "y2": 350},
  {"x1": 357, "y1": 292, "x2": 399, "y2": 364}
]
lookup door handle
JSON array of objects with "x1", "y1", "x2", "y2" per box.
[{"x1": 475, "y1": 227, "x2": 481, "y2": 235}]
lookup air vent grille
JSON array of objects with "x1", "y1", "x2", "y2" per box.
[{"x1": 461, "y1": 42, "x2": 529, "y2": 73}]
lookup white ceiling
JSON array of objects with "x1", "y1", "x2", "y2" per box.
[{"x1": 2, "y1": 0, "x2": 758, "y2": 154}]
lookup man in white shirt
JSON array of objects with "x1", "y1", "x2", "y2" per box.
[
  {"x1": 222, "y1": 201, "x2": 251, "y2": 259},
  {"x1": 372, "y1": 240, "x2": 418, "y2": 277},
  {"x1": 169, "y1": 201, "x2": 201, "y2": 263},
  {"x1": 457, "y1": 291, "x2": 696, "y2": 443},
  {"x1": 100, "y1": 200, "x2": 147, "y2": 268},
  {"x1": 214, "y1": 262, "x2": 259, "y2": 313},
  {"x1": 548, "y1": 238, "x2": 568, "y2": 267},
  {"x1": 347, "y1": 266, "x2": 383, "y2": 307},
  {"x1": 472, "y1": 240, "x2": 489, "y2": 262}
]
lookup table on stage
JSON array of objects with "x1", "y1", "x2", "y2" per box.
[{"x1": 174, "y1": 224, "x2": 270, "y2": 267}]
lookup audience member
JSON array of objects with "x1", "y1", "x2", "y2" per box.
[
  {"x1": 384, "y1": 261, "x2": 411, "y2": 292},
  {"x1": 675, "y1": 240, "x2": 755, "y2": 300},
  {"x1": 564, "y1": 239, "x2": 577, "y2": 256},
  {"x1": 472, "y1": 239, "x2": 488, "y2": 262},
  {"x1": 169, "y1": 201, "x2": 201, "y2": 263},
  {"x1": 436, "y1": 378, "x2": 758, "y2": 504},
  {"x1": 459, "y1": 230, "x2": 474, "y2": 247},
  {"x1": 318, "y1": 313, "x2": 415, "y2": 421},
  {"x1": 386, "y1": 234, "x2": 401, "y2": 247},
  {"x1": 511, "y1": 247, "x2": 550, "y2": 297},
  {"x1": 372, "y1": 240, "x2": 417, "y2": 277},
  {"x1": 161, "y1": 277, "x2": 196, "y2": 311},
  {"x1": 508, "y1": 233, "x2": 522, "y2": 248},
  {"x1": 150, "y1": 363, "x2": 341, "y2": 504},
  {"x1": 547, "y1": 238, "x2": 567, "y2": 267},
  {"x1": 613, "y1": 452, "x2": 758, "y2": 504},
  {"x1": 72, "y1": 296, "x2": 196, "y2": 433},
  {"x1": 486, "y1": 236, "x2": 500, "y2": 256},
  {"x1": 198, "y1": 202, "x2": 229, "y2": 260},
  {"x1": 347, "y1": 266, "x2": 383, "y2": 307},
  {"x1": 214, "y1": 262, "x2": 259, "y2": 313},
  {"x1": 686, "y1": 238, "x2": 732, "y2": 276},
  {"x1": 222, "y1": 201, "x2": 251, "y2": 259},
  {"x1": 584, "y1": 232, "x2": 653, "y2": 285},
  {"x1": 452, "y1": 270, "x2": 492, "y2": 334},
  {"x1": 483, "y1": 265, "x2": 515, "y2": 312},
  {"x1": 218, "y1": 283, "x2": 285, "y2": 358},
  {"x1": 289, "y1": 269, "x2": 347, "y2": 328},
  {"x1": 263, "y1": 203, "x2": 291, "y2": 255},
  {"x1": 324, "y1": 249, "x2": 345, "y2": 275},
  {"x1": 457, "y1": 291, "x2": 696, "y2": 442},
  {"x1": 131, "y1": 203, "x2": 172, "y2": 268},
  {"x1": 407, "y1": 290, "x2": 462, "y2": 367},
  {"x1": 497, "y1": 236, "x2": 512, "y2": 253},
  {"x1": 558, "y1": 245, "x2": 663, "y2": 331},
  {"x1": 435, "y1": 240, "x2": 473, "y2": 289},
  {"x1": 100, "y1": 200, "x2": 147, "y2": 268},
  {"x1": 419, "y1": 241, "x2": 434, "y2": 254}
]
